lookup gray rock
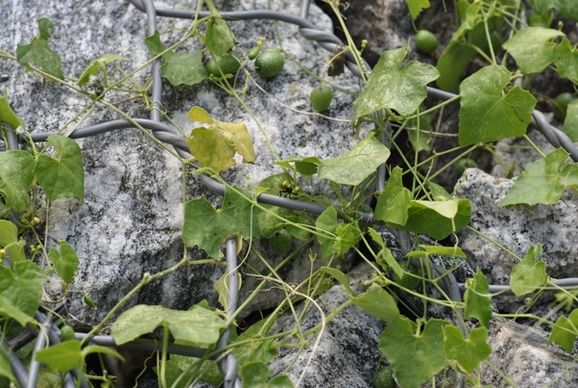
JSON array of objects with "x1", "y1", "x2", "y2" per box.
[
  {"x1": 269, "y1": 263, "x2": 387, "y2": 387},
  {"x1": 0, "y1": 0, "x2": 365, "y2": 326},
  {"x1": 455, "y1": 168, "x2": 578, "y2": 287},
  {"x1": 482, "y1": 319, "x2": 578, "y2": 387}
]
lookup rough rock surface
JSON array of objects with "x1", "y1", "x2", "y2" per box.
[
  {"x1": 482, "y1": 319, "x2": 578, "y2": 387},
  {"x1": 269, "y1": 263, "x2": 387, "y2": 387},
  {"x1": 455, "y1": 168, "x2": 578, "y2": 286},
  {"x1": 0, "y1": 0, "x2": 363, "y2": 326}
]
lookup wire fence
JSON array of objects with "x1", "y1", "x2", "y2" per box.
[{"x1": 2, "y1": 0, "x2": 578, "y2": 387}]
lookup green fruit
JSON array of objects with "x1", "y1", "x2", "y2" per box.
[
  {"x1": 415, "y1": 29, "x2": 439, "y2": 54},
  {"x1": 310, "y1": 84, "x2": 333, "y2": 112},
  {"x1": 60, "y1": 325, "x2": 75, "y2": 341},
  {"x1": 554, "y1": 92, "x2": 575, "y2": 121},
  {"x1": 206, "y1": 54, "x2": 241, "y2": 78},
  {"x1": 254, "y1": 49, "x2": 284, "y2": 79},
  {"x1": 248, "y1": 46, "x2": 261, "y2": 60}
]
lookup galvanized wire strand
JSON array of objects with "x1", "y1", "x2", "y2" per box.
[
  {"x1": 142, "y1": 0, "x2": 162, "y2": 122},
  {"x1": 218, "y1": 239, "x2": 242, "y2": 388},
  {"x1": 25, "y1": 313, "x2": 51, "y2": 388},
  {"x1": 3, "y1": 124, "x2": 20, "y2": 150},
  {"x1": 462, "y1": 277, "x2": 578, "y2": 293},
  {"x1": 1, "y1": 337, "x2": 29, "y2": 387}
]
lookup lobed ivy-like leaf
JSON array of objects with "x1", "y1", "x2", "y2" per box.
[
  {"x1": 0, "y1": 259, "x2": 46, "y2": 322},
  {"x1": 351, "y1": 283, "x2": 400, "y2": 322},
  {"x1": 374, "y1": 167, "x2": 411, "y2": 226},
  {"x1": 35, "y1": 135, "x2": 84, "y2": 201},
  {"x1": 503, "y1": 27, "x2": 564, "y2": 74},
  {"x1": 0, "y1": 94, "x2": 23, "y2": 130},
  {"x1": 111, "y1": 304, "x2": 227, "y2": 347},
  {"x1": 48, "y1": 241, "x2": 80, "y2": 285},
  {"x1": 183, "y1": 188, "x2": 255, "y2": 258},
  {"x1": 549, "y1": 308, "x2": 578, "y2": 352},
  {"x1": 379, "y1": 317, "x2": 448, "y2": 388},
  {"x1": 35, "y1": 340, "x2": 82, "y2": 372},
  {"x1": 406, "y1": 0, "x2": 431, "y2": 19},
  {"x1": 464, "y1": 269, "x2": 492, "y2": 327},
  {"x1": 402, "y1": 198, "x2": 471, "y2": 240},
  {"x1": 161, "y1": 51, "x2": 208, "y2": 86},
  {"x1": 509, "y1": 244, "x2": 548, "y2": 297},
  {"x1": 0, "y1": 150, "x2": 35, "y2": 211},
  {"x1": 315, "y1": 206, "x2": 361, "y2": 259},
  {"x1": 317, "y1": 133, "x2": 390, "y2": 185},
  {"x1": 78, "y1": 54, "x2": 128, "y2": 86},
  {"x1": 16, "y1": 18, "x2": 64, "y2": 80},
  {"x1": 0, "y1": 220, "x2": 25, "y2": 262},
  {"x1": 443, "y1": 325, "x2": 491, "y2": 373},
  {"x1": 353, "y1": 48, "x2": 439, "y2": 120},
  {"x1": 563, "y1": 100, "x2": 578, "y2": 141},
  {"x1": 553, "y1": 38, "x2": 578, "y2": 84},
  {"x1": 501, "y1": 149, "x2": 578, "y2": 206},
  {"x1": 458, "y1": 65, "x2": 536, "y2": 146}
]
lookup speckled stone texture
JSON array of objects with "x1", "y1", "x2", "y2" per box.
[
  {"x1": 269, "y1": 264, "x2": 387, "y2": 387},
  {"x1": 482, "y1": 319, "x2": 578, "y2": 387},
  {"x1": 0, "y1": 0, "x2": 363, "y2": 326},
  {"x1": 454, "y1": 168, "x2": 578, "y2": 287}
]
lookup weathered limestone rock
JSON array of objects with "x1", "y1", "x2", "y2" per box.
[
  {"x1": 455, "y1": 168, "x2": 578, "y2": 286},
  {"x1": 482, "y1": 320, "x2": 578, "y2": 387},
  {"x1": 269, "y1": 263, "x2": 387, "y2": 387}
]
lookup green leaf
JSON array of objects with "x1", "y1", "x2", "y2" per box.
[
  {"x1": 0, "y1": 294, "x2": 33, "y2": 326},
  {"x1": 16, "y1": 19, "x2": 64, "y2": 80},
  {"x1": 367, "y1": 227, "x2": 405, "y2": 279},
  {"x1": 549, "y1": 308, "x2": 578, "y2": 352},
  {"x1": 351, "y1": 283, "x2": 399, "y2": 322},
  {"x1": 374, "y1": 167, "x2": 411, "y2": 226},
  {"x1": 144, "y1": 31, "x2": 165, "y2": 57},
  {"x1": 111, "y1": 304, "x2": 226, "y2": 347},
  {"x1": 183, "y1": 188, "x2": 255, "y2": 258},
  {"x1": 78, "y1": 54, "x2": 128, "y2": 86},
  {"x1": 500, "y1": 149, "x2": 575, "y2": 206},
  {"x1": 35, "y1": 135, "x2": 84, "y2": 201},
  {"x1": 503, "y1": 27, "x2": 564, "y2": 74},
  {"x1": 319, "y1": 266, "x2": 354, "y2": 297},
  {"x1": 406, "y1": 0, "x2": 431, "y2": 19},
  {"x1": 0, "y1": 94, "x2": 23, "y2": 130},
  {"x1": 464, "y1": 269, "x2": 492, "y2": 327},
  {"x1": 186, "y1": 114, "x2": 255, "y2": 173},
  {"x1": 379, "y1": 317, "x2": 448, "y2": 388},
  {"x1": 0, "y1": 220, "x2": 18, "y2": 248},
  {"x1": 161, "y1": 51, "x2": 208, "y2": 86},
  {"x1": 35, "y1": 340, "x2": 82, "y2": 372},
  {"x1": 458, "y1": 65, "x2": 536, "y2": 146},
  {"x1": 165, "y1": 356, "x2": 222, "y2": 386},
  {"x1": 187, "y1": 127, "x2": 236, "y2": 172},
  {"x1": 353, "y1": 48, "x2": 439, "y2": 120},
  {"x1": 232, "y1": 319, "x2": 279, "y2": 366},
  {"x1": 509, "y1": 244, "x2": 548, "y2": 296},
  {"x1": 556, "y1": 0, "x2": 578, "y2": 21},
  {"x1": 563, "y1": 100, "x2": 578, "y2": 141},
  {"x1": 0, "y1": 259, "x2": 45, "y2": 318},
  {"x1": 317, "y1": 134, "x2": 390, "y2": 185},
  {"x1": 436, "y1": 42, "x2": 477, "y2": 92},
  {"x1": 204, "y1": 17, "x2": 235, "y2": 56},
  {"x1": 315, "y1": 206, "x2": 338, "y2": 259},
  {"x1": 38, "y1": 18, "x2": 54, "y2": 40},
  {"x1": 48, "y1": 241, "x2": 80, "y2": 285},
  {"x1": 553, "y1": 38, "x2": 578, "y2": 84},
  {"x1": 0, "y1": 348, "x2": 15, "y2": 382},
  {"x1": 443, "y1": 326, "x2": 491, "y2": 373},
  {"x1": 402, "y1": 199, "x2": 471, "y2": 240},
  {"x1": 0, "y1": 150, "x2": 35, "y2": 211}
]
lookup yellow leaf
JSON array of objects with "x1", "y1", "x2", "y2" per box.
[{"x1": 187, "y1": 106, "x2": 214, "y2": 124}]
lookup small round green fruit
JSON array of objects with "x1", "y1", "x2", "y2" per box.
[
  {"x1": 310, "y1": 84, "x2": 333, "y2": 112},
  {"x1": 415, "y1": 29, "x2": 439, "y2": 54},
  {"x1": 206, "y1": 54, "x2": 241, "y2": 78},
  {"x1": 254, "y1": 49, "x2": 285, "y2": 79}
]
